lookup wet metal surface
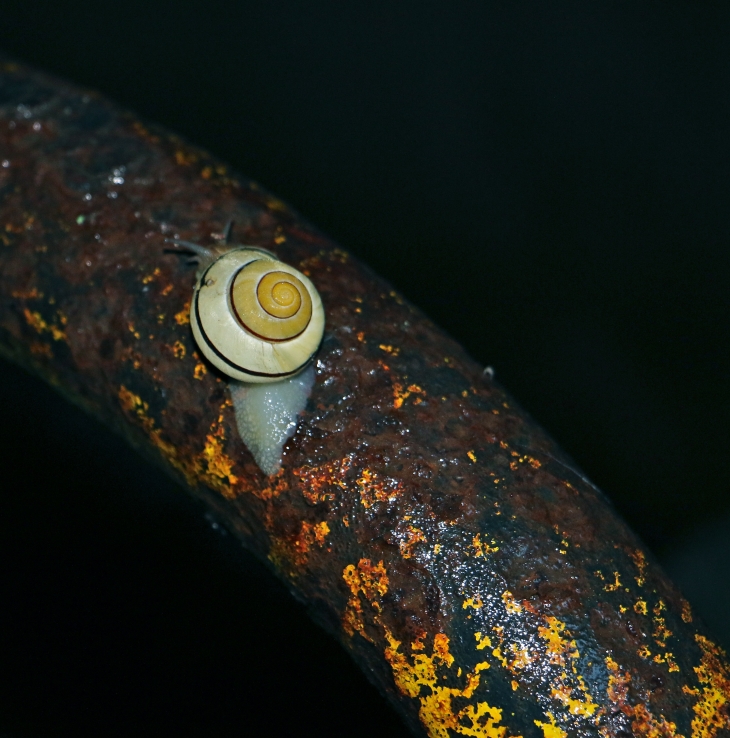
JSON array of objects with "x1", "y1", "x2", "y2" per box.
[{"x1": 0, "y1": 58, "x2": 728, "y2": 738}]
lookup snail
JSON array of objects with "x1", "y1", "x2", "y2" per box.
[{"x1": 167, "y1": 222, "x2": 324, "y2": 475}]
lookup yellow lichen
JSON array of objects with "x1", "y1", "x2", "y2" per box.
[
  {"x1": 535, "y1": 713, "x2": 567, "y2": 738},
  {"x1": 501, "y1": 591, "x2": 522, "y2": 615},
  {"x1": 683, "y1": 634, "x2": 730, "y2": 738},
  {"x1": 475, "y1": 632, "x2": 492, "y2": 651},
  {"x1": 174, "y1": 300, "x2": 191, "y2": 325},
  {"x1": 471, "y1": 534, "x2": 499, "y2": 557},
  {"x1": 384, "y1": 629, "x2": 508, "y2": 738},
  {"x1": 23, "y1": 308, "x2": 67, "y2": 342},
  {"x1": 201, "y1": 430, "x2": 239, "y2": 493},
  {"x1": 342, "y1": 559, "x2": 389, "y2": 638},
  {"x1": 631, "y1": 549, "x2": 648, "y2": 587},
  {"x1": 393, "y1": 381, "x2": 426, "y2": 409},
  {"x1": 141, "y1": 267, "x2": 161, "y2": 285},
  {"x1": 118, "y1": 386, "x2": 241, "y2": 497},
  {"x1": 604, "y1": 572, "x2": 622, "y2": 592}
]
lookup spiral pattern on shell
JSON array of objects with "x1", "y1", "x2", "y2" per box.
[{"x1": 190, "y1": 248, "x2": 325, "y2": 383}]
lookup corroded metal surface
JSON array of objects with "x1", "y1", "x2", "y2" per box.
[{"x1": 0, "y1": 57, "x2": 728, "y2": 738}]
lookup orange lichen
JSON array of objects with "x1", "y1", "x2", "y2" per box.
[
  {"x1": 127, "y1": 321, "x2": 141, "y2": 339},
  {"x1": 638, "y1": 646, "x2": 652, "y2": 660},
  {"x1": 285, "y1": 520, "x2": 331, "y2": 565},
  {"x1": 175, "y1": 149, "x2": 198, "y2": 166},
  {"x1": 356, "y1": 467, "x2": 403, "y2": 508},
  {"x1": 384, "y1": 629, "x2": 508, "y2": 738},
  {"x1": 501, "y1": 591, "x2": 522, "y2": 615},
  {"x1": 604, "y1": 656, "x2": 685, "y2": 738},
  {"x1": 141, "y1": 267, "x2": 161, "y2": 284},
  {"x1": 652, "y1": 601, "x2": 672, "y2": 649},
  {"x1": 631, "y1": 549, "x2": 648, "y2": 587},
  {"x1": 682, "y1": 600, "x2": 694, "y2": 624},
  {"x1": 257, "y1": 473, "x2": 289, "y2": 502},
  {"x1": 342, "y1": 559, "x2": 389, "y2": 638},
  {"x1": 467, "y1": 450, "x2": 478, "y2": 463},
  {"x1": 11, "y1": 287, "x2": 43, "y2": 299},
  {"x1": 23, "y1": 308, "x2": 67, "y2": 342},
  {"x1": 174, "y1": 299, "x2": 191, "y2": 325},
  {"x1": 201, "y1": 426, "x2": 239, "y2": 495},
  {"x1": 118, "y1": 385, "x2": 184, "y2": 477},
  {"x1": 393, "y1": 382, "x2": 426, "y2": 409},
  {"x1": 399, "y1": 525, "x2": 427, "y2": 559},
  {"x1": 682, "y1": 635, "x2": 730, "y2": 738},
  {"x1": 471, "y1": 534, "x2": 499, "y2": 557},
  {"x1": 652, "y1": 652, "x2": 680, "y2": 673},
  {"x1": 294, "y1": 456, "x2": 353, "y2": 504},
  {"x1": 118, "y1": 386, "x2": 242, "y2": 497}
]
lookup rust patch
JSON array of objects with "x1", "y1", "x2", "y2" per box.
[{"x1": 604, "y1": 655, "x2": 685, "y2": 738}]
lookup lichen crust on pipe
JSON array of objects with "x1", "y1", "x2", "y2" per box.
[{"x1": 0, "y1": 57, "x2": 728, "y2": 738}]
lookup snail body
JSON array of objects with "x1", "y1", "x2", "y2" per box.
[{"x1": 169, "y1": 228, "x2": 324, "y2": 475}]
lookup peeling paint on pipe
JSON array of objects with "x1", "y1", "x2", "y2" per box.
[{"x1": 0, "y1": 58, "x2": 728, "y2": 738}]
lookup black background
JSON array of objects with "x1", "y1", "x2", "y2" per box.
[{"x1": 0, "y1": 2, "x2": 729, "y2": 736}]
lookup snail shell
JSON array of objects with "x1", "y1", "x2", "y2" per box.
[{"x1": 190, "y1": 248, "x2": 325, "y2": 383}]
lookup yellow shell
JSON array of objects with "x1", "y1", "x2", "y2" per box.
[{"x1": 190, "y1": 248, "x2": 324, "y2": 383}]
